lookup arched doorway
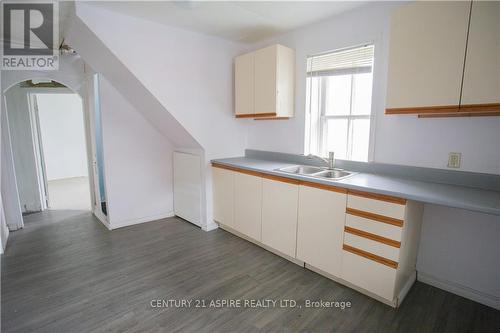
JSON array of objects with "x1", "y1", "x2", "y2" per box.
[{"x1": 2, "y1": 78, "x2": 107, "y2": 230}]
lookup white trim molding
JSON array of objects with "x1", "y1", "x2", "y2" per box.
[
  {"x1": 109, "y1": 211, "x2": 175, "y2": 230},
  {"x1": 203, "y1": 221, "x2": 219, "y2": 232},
  {"x1": 418, "y1": 272, "x2": 500, "y2": 311}
]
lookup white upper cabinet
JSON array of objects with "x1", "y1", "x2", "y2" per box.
[
  {"x1": 461, "y1": 1, "x2": 500, "y2": 106},
  {"x1": 235, "y1": 44, "x2": 295, "y2": 119},
  {"x1": 386, "y1": 1, "x2": 470, "y2": 111},
  {"x1": 235, "y1": 52, "x2": 255, "y2": 116}
]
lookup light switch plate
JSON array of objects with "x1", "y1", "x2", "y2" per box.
[{"x1": 447, "y1": 152, "x2": 461, "y2": 168}]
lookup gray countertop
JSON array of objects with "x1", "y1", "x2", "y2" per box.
[{"x1": 211, "y1": 157, "x2": 500, "y2": 216}]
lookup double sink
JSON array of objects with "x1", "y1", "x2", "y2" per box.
[{"x1": 275, "y1": 165, "x2": 355, "y2": 181}]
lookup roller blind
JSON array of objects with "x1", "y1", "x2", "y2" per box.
[{"x1": 307, "y1": 45, "x2": 374, "y2": 77}]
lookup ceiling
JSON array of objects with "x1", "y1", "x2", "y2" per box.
[{"x1": 84, "y1": 1, "x2": 367, "y2": 44}]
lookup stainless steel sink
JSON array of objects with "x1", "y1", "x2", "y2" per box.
[
  {"x1": 278, "y1": 165, "x2": 324, "y2": 175},
  {"x1": 314, "y1": 169, "x2": 352, "y2": 180},
  {"x1": 276, "y1": 165, "x2": 355, "y2": 180}
]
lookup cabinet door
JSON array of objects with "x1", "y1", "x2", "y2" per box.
[
  {"x1": 461, "y1": 1, "x2": 500, "y2": 106},
  {"x1": 173, "y1": 152, "x2": 202, "y2": 226},
  {"x1": 296, "y1": 185, "x2": 347, "y2": 277},
  {"x1": 386, "y1": 1, "x2": 470, "y2": 109},
  {"x1": 254, "y1": 45, "x2": 277, "y2": 115},
  {"x1": 261, "y1": 178, "x2": 298, "y2": 258},
  {"x1": 234, "y1": 172, "x2": 262, "y2": 241},
  {"x1": 276, "y1": 45, "x2": 295, "y2": 118},
  {"x1": 212, "y1": 167, "x2": 234, "y2": 228},
  {"x1": 235, "y1": 52, "x2": 254, "y2": 116}
]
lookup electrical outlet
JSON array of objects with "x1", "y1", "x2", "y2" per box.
[{"x1": 447, "y1": 152, "x2": 461, "y2": 168}]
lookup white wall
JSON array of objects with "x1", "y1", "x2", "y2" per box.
[
  {"x1": 245, "y1": 1, "x2": 500, "y2": 175},
  {"x1": 99, "y1": 76, "x2": 175, "y2": 228},
  {"x1": 37, "y1": 93, "x2": 88, "y2": 181},
  {"x1": 72, "y1": 4, "x2": 251, "y2": 230},
  {"x1": 417, "y1": 205, "x2": 500, "y2": 309}
]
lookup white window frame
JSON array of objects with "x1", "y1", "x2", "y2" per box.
[{"x1": 306, "y1": 44, "x2": 376, "y2": 162}]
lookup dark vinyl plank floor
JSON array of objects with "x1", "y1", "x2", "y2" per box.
[{"x1": 2, "y1": 210, "x2": 499, "y2": 333}]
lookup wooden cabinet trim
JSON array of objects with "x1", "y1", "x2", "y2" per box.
[
  {"x1": 261, "y1": 174, "x2": 300, "y2": 185},
  {"x1": 385, "y1": 105, "x2": 460, "y2": 115},
  {"x1": 299, "y1": 180, "x2": 347, "y2": 193},
  {"x1": 348, "y1": 189, "x2": 406, "y2": 205},
  {"x1": 254, "y1": 117, "x2": 291, "y2": 120},
  {"x1": 212, "y1": 163, "x2": 237, "y2": 171},
  {"x1": 387, "y1": 103, "x2": 500, "y2": 117},
  {"x1": 346, "y1": 207, "x2": 404, "y2": 227},
  {"x1": 343, "y1": 244, "x2": 399, "y2": 269},
  {"x1": 459, "y1": 103, "x2": 500, "y2": 112},
  {"x1": 344, "y1": 226, "x2": 401, "y2": 248},
  {"x1": 212, "y1": 163, "x2": 261, "y2": 178},
  {"x1": 212, "y1": 163, "x2": 345, "y2": 191},
  {"x1": 235, "y1": 112, "x2": 277, "y2": 118},
  {"x1": 418, "y1": 110, "x2": 500, "y2": 118}
]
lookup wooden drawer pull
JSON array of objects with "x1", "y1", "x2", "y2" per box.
[
  {"x1": 345, "y1": 226, "x2": 401, "y2": 248},
  {"x1": 343, "y1": 244, "x2": 399, "y2": 269},
  {"x1": 346, "y1": 207, "x2": 404, "y2": 227},
  {"x1": 348, "y1": 189, "x2": 406, "y2": 205}
]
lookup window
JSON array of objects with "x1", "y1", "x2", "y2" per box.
[{"x1": 306, "y1": 45, "x2": 374, "y2": 161}]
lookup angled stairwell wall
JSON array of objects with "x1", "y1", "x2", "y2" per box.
[{"x1": 67, "y1": 3, "x2": 250, "y2": 230}]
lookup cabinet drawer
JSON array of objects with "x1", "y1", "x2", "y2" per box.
[
  {"x1": 345, "y1": 213, "x2": 402, "y2": 242},
  {"x1": 341, "y1": 250, "x2": 397, "y2": 301},
  {"x1": 344, "y1": 233, "x2": 400, "y2": 262},
  {"x1": 347, "y1": 193, "x2": 406, "y2": 220}
]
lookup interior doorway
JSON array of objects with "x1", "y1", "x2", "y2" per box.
[
  {"x1": 2, "y1": 78, "x2": 108, "y2": 229},
  {"x1": 32, "y1": 92, "x2": 91, "y2": 211}
]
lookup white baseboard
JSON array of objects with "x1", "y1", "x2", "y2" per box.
[
  {"x1": 1, "y1": 228, "x2": 8, "y2": 254},
  {"x1": 418, "y1": 271, "x2": 500, "y2": 310},
  {"x1": 96, "y1": 215, "x2": 112, "y2": 230},
  {"x1": 110, "y1": 211, "x2": 175, "y2": 230},
  {"x1": 203, "y1": 221, "x2": 219, "y2": 232},
  {"x1": 396, "y1": 272, "x2": 416, "y2": 307},
  {"x1": 93, "y1": 209, "x2": 111, "y2": 230}
]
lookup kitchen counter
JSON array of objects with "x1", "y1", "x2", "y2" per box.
[{"x1": 211, "y1": 157, "x2": 500, "y2": 216}]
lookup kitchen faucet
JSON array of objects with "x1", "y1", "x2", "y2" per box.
[{"x1": 307, "y1": 151, "x2": 335, "y2": 169}]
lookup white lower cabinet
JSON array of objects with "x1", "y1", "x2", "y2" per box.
[
  {"x1": 261, "y1": 178, "x2": 299, "y2": 258},
  {"x1": 212, "y1": 164, "x2": 423, "y2": 307},
  {"x1": 296, "y1": 185, "x2": 347, "y2": 277},
  {"x1": 212, "y1": 167, "x2": 235, "y2": 228},
  {"x1": 341, "y1": 251, "x2": 397, "y2": 300},
  {"x1": 234, "y1": 172, "x2": 262, "y2": 241}
]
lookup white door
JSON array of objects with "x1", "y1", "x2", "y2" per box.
[
  {"x1": 173, "y1": 151, "x2": 202, "y2": 227},
  {"x1": 28, "y1": 94, "x2": 49, "y2": 210}
]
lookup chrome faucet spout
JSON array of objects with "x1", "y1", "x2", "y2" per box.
[
  {"x1": 328, "y1": 151, "x2": 335, "y2": 169},
  {"x1": 306, "y1": 151, "x2": 335, "y2": 169}
]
